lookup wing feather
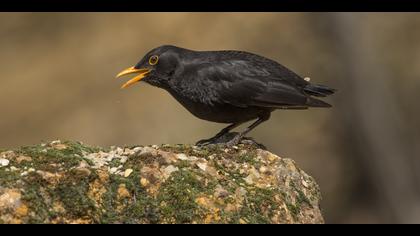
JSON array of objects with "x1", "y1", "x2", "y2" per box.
[{"x1": 196, "y1": 59, "x2": 310, "y2": 108}]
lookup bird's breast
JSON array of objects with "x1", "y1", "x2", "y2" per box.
[{"x1": 167, "y1": 88, "x2": 267, "y2": 123}]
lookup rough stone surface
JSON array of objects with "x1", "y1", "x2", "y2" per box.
[{"x1": 0, "y1": 140, "x2": 324, "y2": 224}]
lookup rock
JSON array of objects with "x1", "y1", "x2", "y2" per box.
[
  {"x1": 50, "y1": 140, "x2": 61, "y2": 145},
  {"x1": 214, "y1": 185, "x2": 229, "y2": 198},
  {"x1": 0, "y1": 188, "x2": 28, "y2": 223},
  {"x1": 53, "y1": 144, "x2": 68, "y2": 150},
  {"x1": 0, "y1": 140, "x2": 324, "y2": 224},
  {"x1": 15, "y1": 156, "x2": 32, "y2": 164},
  {"x1": 132, "y1": 147, "x2": 143, "y2": 153},
  {"x1": 50, "y1": 140, "x2": 68, "y2": 150},
  {"x1": 243, "y1": 174, "x2": 255, "y2": 185},
  {"x1": 0, "y1": 189, "x2": 22, "y2": 209},
  {"x1": 162, "y1": 165, "x2": 178, "y2": 177},
  {"x1": 0, "y1": 159, "x2": 9, "y2": 167},
  {"x1": 109, "y1": 167, "x2": 118, "y2": 174},
  {"x1": 120, "y1": 156, "x2": 128, "y2": 164},
  {"x1": 140, "y1": 178, "x2": 149, "y2": 187},
  {"x1": 136, "y1": 147, "x2": 157, "y2": 158},
  {"x1": 124, "y1": 168, "x2": 133, "y2": 177},
  {"x1": 176, "y1": 153, "x2": 188, "y2": 160},
  {"x1": 74, "y1": 167, "x2": 92, "y2": 177},
  {"x1": 196, "y1": 162, "x2": 207, "y2": 171},
  {"x1": 0, "y1": 151, "x2": 16, "y2": 160}
]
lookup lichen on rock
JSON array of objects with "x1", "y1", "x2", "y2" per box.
[{"x1": 0, "y1": 140, "x2": 324, "y2": 224}]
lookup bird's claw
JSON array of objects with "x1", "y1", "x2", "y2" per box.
[
  {"x1": 225, "y1": 137, "x2": 241, "y2": 147},
  {"x1": 195, "y1": 138, "x2": 214, "y2": 146},
  {"x1": 196, "y1": 135, "x2": 265, "y2": 149},
  {"x1": 196, "y1": 132, "x2": 242, "y2": 147}
]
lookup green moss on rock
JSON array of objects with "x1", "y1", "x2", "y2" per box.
[
  {"x1": 157, "y1": 170, "x2": 207, "y2": 223},
  {"x1": 0, "y1": 140, "x2": 324, "y2": 224}
]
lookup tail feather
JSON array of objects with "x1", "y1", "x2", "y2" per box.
[
  {"x1": 303, "y1": 83, "x2": 336, "y2": 108},
  {"x1": 304, "y1": 84, "x2": 336, "y2": 97},
  {"x1": 306, "y1": 97, "x2": 332, "y2": 108}
]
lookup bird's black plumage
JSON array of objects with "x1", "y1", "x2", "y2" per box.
[{"x1": 117, "y1": 45, "x2": 336, "y2": 146}]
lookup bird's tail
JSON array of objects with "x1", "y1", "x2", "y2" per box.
[
  {"x1": 306, "y1": 97, "x2": 332, "y2": 108},
  {"x1": 304, "y1": 84, "x2": 336, "y2": 97},
  {"x1": 304, "y1": 83, "x2": 336, "y2": 108}
]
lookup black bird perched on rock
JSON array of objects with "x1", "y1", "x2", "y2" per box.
[{"x1": 116, "y1": 45, "x2": 336, "y2": 146}]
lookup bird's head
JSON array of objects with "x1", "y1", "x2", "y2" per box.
[{"x1": 116, "y1": 45, "x2": 183, "y2": 89}]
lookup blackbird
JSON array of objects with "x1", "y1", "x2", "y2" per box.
[{"x1": 116, "y1": 45, "x2": 336, "y2": 146}]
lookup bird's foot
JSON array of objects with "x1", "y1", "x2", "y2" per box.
[
  {"x1": 239, "y1": 138, "x2": 267, "y2": 150},
  {"x1": 195, "y1": 132, "x2": 239, "y2": 146},
  {"x1": 195, "y1": 138, "x2": 213, "y2": 146},
  {"x1": 225, "y1": 136, "x2": 241, "y2": 147},
  {"x1": 226, "y1": 137, "x2": 267, "y2": 149},
  {"x1": 196, "y1": 132, "x2": 266, "y2": 149}
]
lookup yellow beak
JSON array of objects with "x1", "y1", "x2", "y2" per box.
[{"x1": 116, "y1": 66, "x2": 151, "y2": 89}]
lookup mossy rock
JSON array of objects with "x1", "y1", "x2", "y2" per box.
[{"x1": 0, "y1": 140, "x2": 324, "y2": 224}]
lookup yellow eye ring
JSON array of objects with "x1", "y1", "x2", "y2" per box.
[{"x1": 149, "y1": 55, "x2": 159, "y2": 65}]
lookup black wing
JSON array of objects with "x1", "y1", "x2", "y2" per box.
[{"x1": 196, "y1": 59, "x2": 317, "y2": 108}]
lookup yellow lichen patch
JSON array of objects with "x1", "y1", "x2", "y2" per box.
[
  {"x1": 254, "y1": 174, "x2": 278, "y2": 189},
  {"x1": 67, "y1": 218, "x2": 92, "y2": 224},
  {"x1": 35, "y1": 170, "x2": 63, "y2": 185},
  {"x1": 15, "y1": 155, "x2": 32, "y2": 164},
  {"x1": 97, "y1": 169, "x2": 109, "y2": 183},
  {"x1": 88, "y1": 179, "x2": 107, "y2": 207},
  {"x1": 116, "y1": 184, "x2": 131, "y2": 212},
  {"x1": 140, "y1": 166, "x2": 165, "y2": 196},
  {"x1": 140, "y1": 178, "x2": 149, "y2": 187},
  {"x1": 283, "y1": 159, "x2": 298, "y2": 172},
  {"x1": 0, "y1": 189, "x2": 28, "y2": 223},
  {"x1": 195, "y1": 196, "x2": 209, "y2": 206},
  {"x1": 204, "y1": 209, "x2": 221, "y2": 224},
  {"x1": 52, "y1": 216, "x2": 93, "y2": 224},
  {"x1": 146, "y1": 183, "x2": 161, "y2": 196},
  {"x1": 87, "y1": 170, "x2": 108, "y2": 207},
  {"x1": 195, "y1": 196, "x2": 222, "y2": 223},
  {"x1": 0, "y1": 189, "x2": 22, "y2": 209},
  {"x1": 117, "y1": 184, "x2": 130, "y2": 199},
  {"x1": 7, "y1": 217, "x2": 23, "y2": 224},
  {"x1": 15, "y1": 204, "x2": 29, "y2": 217},
  {"x1": 52, "y1": 201, "x2": 66, "y2": 214}
]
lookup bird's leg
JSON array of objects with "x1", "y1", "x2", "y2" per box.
[
  {"x1": 196, "y1": 122, "x2": 243, "y2": 146},
  {"x1": 226, "y1": 113, "x2": 271, "y2": 147}
]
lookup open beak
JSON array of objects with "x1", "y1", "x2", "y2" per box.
[{"x1": 116, "y1": 66, "x2": 151, "y2": 89}]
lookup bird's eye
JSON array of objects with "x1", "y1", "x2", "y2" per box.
[{"x1": 149, "y1": 55, "x2": 159, "y2": 65}]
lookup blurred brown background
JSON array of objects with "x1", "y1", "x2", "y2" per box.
[{"x1": 1, "y1": 12, "x2": 419, "y2": 224}]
